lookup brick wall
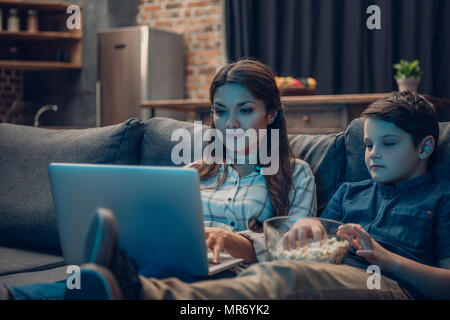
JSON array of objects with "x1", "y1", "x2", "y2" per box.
[
  {"x1": 0, "y1": 69, "x2": 24, "y2": 124},
  {"x1": 137, "y1": 0, "x2": 225, "y2": 100}
]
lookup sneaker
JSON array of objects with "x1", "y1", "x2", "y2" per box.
[
  {"x1": 83, "y1": 207, "x2": 118, "y2": 266},
  {"x1": 66, "y1": 208, "x2": 142, "y2": 300},
  {"x1": 64, "y1": 264, "x2": 123, "y2": 300}
]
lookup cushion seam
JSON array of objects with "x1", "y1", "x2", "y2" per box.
[
  {"x1": 0, "y1": 261, "x2": 66, "y2": 277},
  {"x1": 113, "y1": 120, "x2": 132, "y2": 162}
]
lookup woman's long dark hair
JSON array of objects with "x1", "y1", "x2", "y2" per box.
[{"x1": 191, "y1": 59, "x2": 296, "y2": 232}]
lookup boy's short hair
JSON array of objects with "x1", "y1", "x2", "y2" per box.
[{"x1": 361, "y1": 90, "x2": 439, "y2": 167}]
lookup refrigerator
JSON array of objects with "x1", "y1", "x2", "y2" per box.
[{"x1": 97, "y1": 26, "x2": 184, "y2": 126}]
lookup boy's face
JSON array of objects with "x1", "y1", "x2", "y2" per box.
[{"x1": 363, "y1": 117, "x2": 426, "y2": 185}]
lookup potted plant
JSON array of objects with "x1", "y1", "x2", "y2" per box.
[{"x1": 393, "y1": 59, "x2": 422, "y2": 92}]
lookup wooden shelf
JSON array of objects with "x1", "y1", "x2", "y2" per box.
[
  {"x1": 140, "y1": 93, "x2": 450, "y2": 111},
  {"x1": 0, "y1": 60, "x2": 81, "y2": 70},
  {"x1": 141, "y1": 99, "x2": 210, "y2": 112},
  {"x1": 0, "y1": 1, "x2": 83, "y2": 70},
  {"x1": 0, "y1": 31, "x2": 81, "y2": 41},
  {"x1": 139, "y1": 93, "x2": 396, "y2": 111},
  {"x1": 0, "y1": 1, "x2": 75, "y2": 12}
]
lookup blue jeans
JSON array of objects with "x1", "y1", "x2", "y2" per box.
[
  {"x1": 7, "y1": 280, "x2": 68, "y2": 300},
  {"x1": 7, "y1": 266, "x2": 237, "y2": 300}
]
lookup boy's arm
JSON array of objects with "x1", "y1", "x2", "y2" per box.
[
  {"x1": 341, "y1": 224, "x2": 450, "y2": 299},
  {"x1": 381, "y1": 251, "x2": 450, "y2": 299}
]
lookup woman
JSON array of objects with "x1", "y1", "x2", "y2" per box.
[
  {"x1": 188, "y1": 59, "x2": 316, "y2": 264},
  {"x1": 2, "y1": 59, "x2": 317, "y2": 300}
]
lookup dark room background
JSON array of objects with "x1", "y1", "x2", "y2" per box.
[{"x1": 225, "y1": 0, "x2": 450, "y2": 99}]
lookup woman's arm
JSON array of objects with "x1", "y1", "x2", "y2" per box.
[
  {"x1": 205, "y1": 227, "x2": 257, "y2": 263},
  {"x1": 340, "y1": 224, "x2": 450, "y2": 299}
]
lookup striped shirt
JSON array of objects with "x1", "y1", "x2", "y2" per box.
[{"x1": 188, "y1": 159, "x2": 317, "y2": 261}]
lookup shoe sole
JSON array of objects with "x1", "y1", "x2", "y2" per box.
[{"x1": 84, "y1": 208, "x2": 118, "y2": 267}]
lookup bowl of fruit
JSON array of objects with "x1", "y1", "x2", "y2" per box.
[{"x1": 275, "y1": 76, "x2": 316, "y2": 96}]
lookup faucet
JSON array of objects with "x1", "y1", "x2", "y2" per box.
[{"x1": 34, "y1": 105, "x2": 58, "y2": 127}]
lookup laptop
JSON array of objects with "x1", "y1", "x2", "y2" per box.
[{"x1": 48, "y1": 163, "x2": 243, "y2": 276}]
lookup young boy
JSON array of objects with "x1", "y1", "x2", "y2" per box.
[
  {"x1": 282, "y1": 90, "x2": 450, "y2": 299},
  {"x1": 2, "y1": 91, "x2": 449, "y2": 300}
]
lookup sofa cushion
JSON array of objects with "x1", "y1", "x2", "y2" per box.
[
  {"x1": 432, "y1": 122, "x2": 450, "y2": 181},
  {"x1": 0, "y1": 119, "x2": 143, "y2": 252},
  {"x1": 141, "y1": 117, "x2": 209, "y2": 166},
  {"x1": 344, "y1": 118, "x2": 371, "y2": 182},
  {"x1": 344, "y1": 118, "x2": 450, "y2": 182},
  {"x1": 0, "y1": 265, "x2": 68, "y2": 288},
  {"x1": 0, "y1": 246, "x2": 64, "y2": 277},
  {"x1": 289, "y1": 133, "x2": 346, "y2": 215}
]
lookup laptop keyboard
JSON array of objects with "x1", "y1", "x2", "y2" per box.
[{"x1": 207, "y1": 251, "x2": 236, "y2": 266}]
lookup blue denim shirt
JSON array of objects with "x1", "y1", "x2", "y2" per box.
[{"x1": 321, "y1": 174, "x2": 450, "y2": 271}]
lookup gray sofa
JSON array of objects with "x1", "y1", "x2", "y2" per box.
[{"x1": 1, "y1": 117, "x2": 449, "y2": 290}]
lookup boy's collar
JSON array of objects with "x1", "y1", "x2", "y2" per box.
[{"x1": 378, "y1": 173, "x2": 432, "y2": 197}]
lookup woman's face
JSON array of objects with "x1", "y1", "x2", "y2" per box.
[{"x1": 212, "y1": 82, "x2": 274, "y2": 156}]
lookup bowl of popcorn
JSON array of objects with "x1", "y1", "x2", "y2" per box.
[{"x1": 264, "y1": 217, "x2": 351, "y2": 264}]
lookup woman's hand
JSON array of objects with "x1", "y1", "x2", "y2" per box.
[
  {"x1": 282, "y1": 218, "x2": 328, "y2": 250},
  {"x1": 204, "y1": 227, "x2": 257, "y2": 264},
  {"x1": 205, "y1": 227, "x2": 231, "y2": 264},
  {"x1": 337, "y1": 224, "x2": 397, "y2": 272}
]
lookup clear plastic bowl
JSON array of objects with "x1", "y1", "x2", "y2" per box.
[{"x1": 264, "y1": 216, "x2": 351, "y2": 264}]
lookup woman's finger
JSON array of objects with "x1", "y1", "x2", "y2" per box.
[
  {"x1": 297, "y1": 227, "x2": 308, "y2": 248},
  {"x1": 212, "y1": 238, "x2": 224, "y2": 264},
  {"x1": 282, "y1": 233, "x2": 289, "y2": 250},
  {"x1": 310, "y1": 225, "x2": 326, "y2": 243},
  {"x1": 282, "y1": 231, "x2": 295, "y2": 250},
  {"x1": 289, "y1": 228, "x2": 299, "y2": 249},
  {"x1": 206, "y1": 240, "x2": 214, "y2": 250},
  {"x1": 206, "y1": 234, "x2": 216, "y2": 250}
]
